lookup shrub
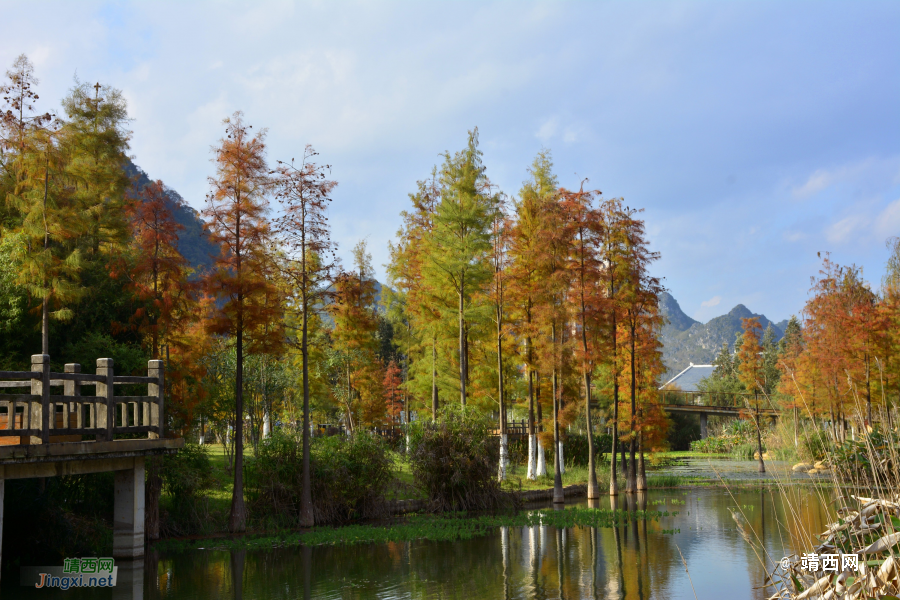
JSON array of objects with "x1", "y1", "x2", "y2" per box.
[
  {"x1": 407, "y1": 405, "x2": 513, "y2": 512},
  {"x1": 245, "y1": 430, "x2": 394, "y2": 526},
  {"x1": 563, "y1": 433, "x2": 611, "y2": 467},
  {"x1": 798, "y1": 429, "x2": 830, "y2": 462},
  {"x1": 690, "y1": 437, "x2": 730, "y2": 453},
  {"x1": 831, "y1": 428, "x2": 900, "y2": 488},
  {"x1": 159, "y1": 442, "x2": 215, "y2": 536}
]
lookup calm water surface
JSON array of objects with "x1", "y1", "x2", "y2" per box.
[{"x1": 3, "y1": 483, "x2": 836, "y2": 600}]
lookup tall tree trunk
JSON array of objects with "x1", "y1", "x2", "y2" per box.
[
  {"x1": 609, "y1": 310, "x2": 619, "y2": 496},
  {"x1": 536, "y1": 372, "x2": 547, "y2": 477},
  {"x1": 497, "y1": 302, "x2": 507, "y2": 481},
  {"x1": 526, "y1": 337, "x2": 536, "y2": 480},
  {"x1": 431, "y1": 334, "x2": 438, "y2": 420},
  {"x1": 637, "y1": 420, "x2": 647, "y2": 491},
  {"x1": 578, "y1": 235, "x2": 598, "y2": 498},
  {"x1": 756, "y1": 393, "x2": 765, "y2": 473},
  {"x1": 41, "y1": 163, "x2": 50, "y2": 355},
  {"x1": 626, "y1": 323, "x2": 637, "y2": 494},
  {"x1": 300, "y1": 288, "x2": 314, "y2": 527},
  {"x1": 459, "y1": 286, "x2": 466, "y2": 408},
  {"x1": 552, "y1": 325, "x2": 564, "y2": 503},
  {"x1": 230, "y1": 317, "x2": 247, "y2": 532}
]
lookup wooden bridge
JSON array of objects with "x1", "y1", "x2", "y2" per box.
[{"x1": 0, "y1": 355, "x2": 183, "y2": 577}]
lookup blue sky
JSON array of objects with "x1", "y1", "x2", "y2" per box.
[{"x1": 2, "y1": 1, "x2": 898, "y2": 324}]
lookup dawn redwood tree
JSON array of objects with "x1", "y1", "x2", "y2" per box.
[
  {"x1": 776, "y1": 316, "x2": 805, "y2": 446},
  {"x1": 123, "y1": 180, "x2": 195, "y2": 358},
  {"x1": 530, "y1": 188, "x2": 572, "y2": 504},
  {"x1": 387, "y1": 170, "x2": 443, "y2": 419},
  {"x1": 203, "y1": 111, "x2": 276, "y2": 533},
  {"x1": 120, "y1": 179, "x2": 198, "y2": 540},
  {"x1": 598, "y1": 197, "x2": 630, "y2": 496},
  {"x1": 329, "y1": 240, "x2": 381, "y2": 430},
  {"x1": 618, "y1": 206, "x2": 662, "y2": 494},
  {"x1": 561, "y1": 183, "x2": 603, "y2": 498},
  {"x1": 383, "y1": 360, "x2": 403, "y2": 423},
  {"x1": 61, "y1": 80, "x2": 131, "y2": 257},
  {"x1": 423, "y1": 129, "x2": 496, "y2": 408},
  {"x1": 488, "y1": 193, "x2": 511, "y2": 480},
  {"x1": 507, "y1": 151, "x2": 558, "y2": 480},
  {"x1": 737, "y1": 317, "x2": 766, "y2": 473},
  {"x1": 1, "y1": 56, "x2": 83, "y2": 354},
  {"x1": 272, "y1": 144, "x2": 337, "y2": 528}
]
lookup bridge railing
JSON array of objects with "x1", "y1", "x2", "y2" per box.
[
  {"x1": 659, "y1": 389, "x2": 759, "y2": 409},
  {"x1": 0, "y1": 355, "x2": 164, "y2": 445}
]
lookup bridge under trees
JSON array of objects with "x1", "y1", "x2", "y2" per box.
[{"x1": 0, "y1": 355, "x2": 182, "y2": 579}]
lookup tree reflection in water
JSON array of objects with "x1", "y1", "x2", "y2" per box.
[{"x1": 10, "y1": 488, "x2": 833, "y2": 600}]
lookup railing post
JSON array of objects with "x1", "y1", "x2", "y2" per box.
[
  {"x1": 64, "y1": 364, "x2": 82, "y2": 431},
  {"x1": 148, "y1": 360, "x2": 164, "y2": 439},
  {"x1": 97, "y1": 359, "x2": 115, "y2": 442},
  {"x1": 31, "y1": 354, "x2": 50, "y2": 444}
]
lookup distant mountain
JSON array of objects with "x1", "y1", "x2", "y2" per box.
[
  {"x1": 124, "y1": 160, "x2": 219, "y2": 274},
  {"x1": 659, "y1": 292, "x2": 785, "y2": 382}
]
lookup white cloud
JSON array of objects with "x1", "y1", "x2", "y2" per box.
[
  {"x1": 826, "y1": 214, "x2": 869, "y2": 244},
  {"x1": 783, "y1": 230, "x2": 807, "y2": 242},
  {"x1": 536, "y1": 116, "x2": 559, "y2": 142},
  {"x1": 793, "y1": 168, "x2": 833, "y2": 198},
  {"x1": 700, "y1": 295, "x2": 722, "y2": 308},
  {"x1": 875, "y1": 198, "x2": 900, "y2": 241},
  {"x1": 792, "y1": 156, "x2": 900, "y2": 199}
]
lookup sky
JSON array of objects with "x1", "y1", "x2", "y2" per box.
[{"x1": 2, "y1": 1, "x2": 898, "y2": 324}]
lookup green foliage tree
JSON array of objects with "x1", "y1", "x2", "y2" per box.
[{"x1": 421, "y1": 129, "x2": 498, "y2": 408}]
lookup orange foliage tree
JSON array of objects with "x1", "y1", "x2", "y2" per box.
[{"x1": 203, "y1": 111, "x2": 281, "y2": 533}]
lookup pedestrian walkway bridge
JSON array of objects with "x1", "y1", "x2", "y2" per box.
[{"x1": 0, "y1": 354, "x2": 183, "y2": 579}]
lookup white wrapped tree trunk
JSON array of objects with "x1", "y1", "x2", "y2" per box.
[
  {"x1": 536, "y1": 440, "x2": 547, "y2": 476},
  {"x1": 526, "y1": 434, "x2": 537, "y2": 479},
  {"x1": 498, "y1": 433, "x2": 509, "y2": 481},
  {"x1": 262, "y1": 411, "x2": 271, "y2": 439}
]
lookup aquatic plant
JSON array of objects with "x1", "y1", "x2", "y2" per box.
[{"x1": 153, "y1": 506, "x2": 679, "y2": 552}]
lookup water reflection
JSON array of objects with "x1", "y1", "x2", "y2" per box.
[{"x1": 1, "y1": 487, "x2": 836, "y2": 600}]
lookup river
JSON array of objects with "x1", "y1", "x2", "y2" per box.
[{"x1": 3, "y1": 478, "x2": 835, "y2": 600}]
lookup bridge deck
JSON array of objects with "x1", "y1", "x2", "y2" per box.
[{"x1": 662, "y1": 404, "x2": 780, "y2": 417}]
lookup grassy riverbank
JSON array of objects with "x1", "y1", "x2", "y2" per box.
[{"x1": 158, "y1": 445, "x2": 791, "y2": 542}]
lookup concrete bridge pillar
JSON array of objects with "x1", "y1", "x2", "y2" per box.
[
  {"x1": 113, "y1": 457, "x2": 146, "y2": 559},
  {"x1": 700, "y1": 413, "x2": 708, "y2": 440}
]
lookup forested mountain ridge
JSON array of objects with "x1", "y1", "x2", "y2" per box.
[
  {"x1": 659, "y1": 291, "x2": 789, "y2": 380},
  {"x1": 124, "y1": 160, "x2": 219, "y2": 274}
]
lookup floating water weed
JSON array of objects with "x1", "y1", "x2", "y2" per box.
[{"x1": 153, "y1": 507, "x2": 677, "y2": 553}]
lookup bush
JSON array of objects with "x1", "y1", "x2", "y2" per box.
[
  {"x1": 799, "y1": 429, "x2": 830, "y2": 462},
  {"x1": 563, "y1": 433, "x2": 611, "y2": 467},
  {"x1": 831, "y1": 428, "x2": 900, "y2": 488},
  {"x1": 159, "y1": 442, "x2": 215, "y2": 536},
  {"x1": 245, "y1": 430, "x2": 394, "y2": 526},
  {"x1": 690, "y1": 437, "x2": 730, "y2": 453},
  {"x1": 407, "y1": 406, "x2": 513, "y2": 512}
]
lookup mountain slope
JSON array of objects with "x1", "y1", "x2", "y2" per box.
[
  {"x1": 125, "y1": 161, "x2": 219, "y2": 274},
  {"x1": 659, "y1": 292, "x2": 784, "y2": 380}
]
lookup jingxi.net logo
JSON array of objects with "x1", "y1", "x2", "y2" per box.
[{"x1": 22, "y1": 557, "x2": 117, "y2": 589}]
